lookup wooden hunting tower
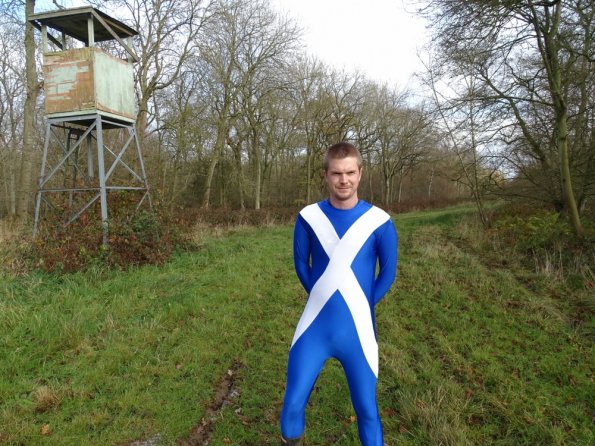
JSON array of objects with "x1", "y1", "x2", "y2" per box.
[{"x1": 30, "y1": 6, "x2": 151, "y2": 244}]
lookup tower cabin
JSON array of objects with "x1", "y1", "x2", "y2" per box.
[{"x1": 30, "y1": 6, "x2": 139, "y2": 125}]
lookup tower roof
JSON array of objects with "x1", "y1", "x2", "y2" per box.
[
  {"x1": 29, "y1": 6, "x2": 138, "y2": 43},
  {"x1": 30, "y1": 6, "x2": 139, "y2": 62}
]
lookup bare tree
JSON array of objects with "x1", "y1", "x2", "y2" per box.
[
  {"x1": 0, "y1": 18, "x2": 26, "y2": 215},
  {"x1": 233, "y1": 0, "x2": 299, "y2": 209},
  {"x1": 420, "y1": 0, "x2": 593, "y2": 237},
  {"x1": 286, "y1": 56, "x2": 331, "y2": 203},
  {"x1": 0, "y1": 20, "x2": 25, "y2": 217},
  {"x1": 197, "y1": 0, "x2": 243, "y2": 208},
  {"x1": 422, "y1": 56, "x2": 497, "y2": 226},
  {"x1": 199, "y1": 0, "x2": 299, "y2": 208},
  {"x1": 5, "y1": 0, "x2": 41, "y2": 219},
  {"x1": 158, "y1": 67, "x2": 210, "y2": 211}
]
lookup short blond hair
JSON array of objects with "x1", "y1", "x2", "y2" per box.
[{"x1": 323, "y1": 142, "x2": 362, "y2": 171}]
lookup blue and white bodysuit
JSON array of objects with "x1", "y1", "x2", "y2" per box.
[{"x1": 281, "y1": 199, "x2": 398, "y2": 446}]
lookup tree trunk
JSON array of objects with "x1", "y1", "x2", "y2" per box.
[
  {"x1": 136, "y1": 94, "x2": 150, "y2": 153},
  {"x1": 202, "y1": 150, "x2": 219, "y2": 209},
  {"x1": 367, "y1": 151, "x2": 374, "y2": 202},
  {"x1": 9, "y1": 151, "x2": 17, "y2": 216},
  {"x1": 169, "y1": 159, "x2": 179, "y2": 213},
  {"x1": 230, "y1": 140, "x2": 245, "y2": 210},
  {"x1": 383, "y1": 174, "x2": 390, "y2": 208},
  {"x1": 254, "y1": 158, "x2": 262, "y2": 210},
  {"x1": 252, "y1": 131, "x2": 261, "y2": 210},
  {"x1": 428, "y1": 165, "x2": 434, "y2": 199},
  {"x1": 202, "y1": 99, "x2": 231, "y2": 208},
  {"x1": 17, "y1": 0, "x2": 38, "y2": 219},
  {"x1": 306, "y1": 147, "x2": 312, "y2": 203},
  {"x1": 542, "y1": 4, "x2": 584, "y2": 238},
  {"x1": 556, "y1": 104, "x2": 583, "y2": 237}
]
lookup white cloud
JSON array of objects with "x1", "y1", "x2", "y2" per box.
[{"x1": 269, "y1": 0, "x2": 429, "y2": 89}]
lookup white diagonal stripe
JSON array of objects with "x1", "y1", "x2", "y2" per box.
[
  {"x1": 299, "y1": 204, "x2": 339, "y2": 257},
  {"x1": 292, "y1": 203, "x2": 390, "y2": 376}
]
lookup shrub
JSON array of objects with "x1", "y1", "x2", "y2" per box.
[
  {"x1": 494, "y1": 211, "x2": 571, "y2": 252},
  {"x1": 23, "y1": 192, "x2": 186, "y2": 273},
  {"x1": 490, "y1": 207, "x2": 594, "y2": 281}
]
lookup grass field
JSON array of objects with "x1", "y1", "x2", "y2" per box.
[{"x1": 1, "y1": 206, "x2": 593, "y2": 445}]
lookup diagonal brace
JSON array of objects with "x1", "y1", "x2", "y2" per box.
[
  {"x1": 103, "y1": 143, "x2": 143, "y2": 183},
  {"x1": 41, "y1": 123, "x2": 96, "y2": 189},
  {"x1": 105, "y1": 131, "x2": 135, "y2": 181}
]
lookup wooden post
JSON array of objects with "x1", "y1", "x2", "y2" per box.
[
  {"x1": 87, "y1": 15, "x2": 95, "y2": 47},
  {"x1": 127, "y1": 37, "x2": 133, "y2": 64},
  {"x1": 41, "y1": 24, "x2": 47, "y2": 53}
]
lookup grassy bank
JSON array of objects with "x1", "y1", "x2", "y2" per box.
[{"x1": 1, "y1": 206, "x2": 592, "y2": 445}]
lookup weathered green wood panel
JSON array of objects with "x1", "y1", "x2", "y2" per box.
[
  {"x1": 44, "y1": 48, "x2": 95, "y2": 115},
  {"x1": 94, "y1": 50, "x2": 135, "y2": 119},
  {"x1": 43, "y1": 47, "x2": 135, "y2": 121}
]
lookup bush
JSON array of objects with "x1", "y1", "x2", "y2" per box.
[
  {"x1": 3, "y1": 200, "x2": 304, "y2": 274},
  {"x1": 20, "y1": 192, "x2": 189, "y2": 273},
  {"x1": 489, "y1": 206, "x2": 594, "y2": 282},
  {"x1": 494, "y1": 211, "x2": 572, "y2": 252},
  {"x1": 26, "y1": 212, "x2": 174, "y2": 273}
]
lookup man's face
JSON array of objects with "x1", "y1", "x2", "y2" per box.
[{"x1": 324, "y1": 156, "x2": 362, "y2": 206}]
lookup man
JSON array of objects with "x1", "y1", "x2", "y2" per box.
[{"x1": 280, "y1": 142, "x2": 398, "y2": 446}]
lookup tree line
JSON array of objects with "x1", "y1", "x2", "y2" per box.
[{"x1": 0, "y1": 0, "x2": 592, "y2": 238}]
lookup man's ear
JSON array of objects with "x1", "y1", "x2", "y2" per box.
[{"x1": 320, "y1": 169, "x2": 326, "y2": 179}]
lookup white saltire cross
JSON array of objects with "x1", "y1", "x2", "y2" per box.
[{"x1": 291, "y1": 204, "x2": 390, "y2": 377}]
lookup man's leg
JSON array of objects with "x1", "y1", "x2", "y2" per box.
[
  {"x1": 280, "y1": 332, "x2": 328, "y2": 441},
  {"x1": 340, "y1": 347, "x2": 383, "y2": 446}
]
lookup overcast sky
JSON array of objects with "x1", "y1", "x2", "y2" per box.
[
  {"x1": 268, "y1": 0, "x2": 429, "y2": 90},
  {"x1": 41, "y1": 0, "x2": 429, "y2": 90}
]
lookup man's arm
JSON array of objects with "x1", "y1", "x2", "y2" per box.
[
  {"x1": 373, "y1": 219, "x2": 398, "y2": 304},
  {"x1": 293, "y1": 215, "x2": 312, "y2": 293}
]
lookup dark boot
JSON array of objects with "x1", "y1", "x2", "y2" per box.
[{"x1": 279, "y1": 436, "x2": 303, "y2": 446}]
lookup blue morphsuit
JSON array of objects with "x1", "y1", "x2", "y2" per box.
[{"x1": 281, "y1": 199, "x2": 398, "y2": 446}]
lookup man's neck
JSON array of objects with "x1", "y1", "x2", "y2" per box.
[{"x1": 328, "y1": 195, "x2": 359, "y2": 210}]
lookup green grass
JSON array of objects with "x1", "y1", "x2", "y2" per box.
[{"x1": 1, "y1": 207, "x2": 593, "y2": 445}]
